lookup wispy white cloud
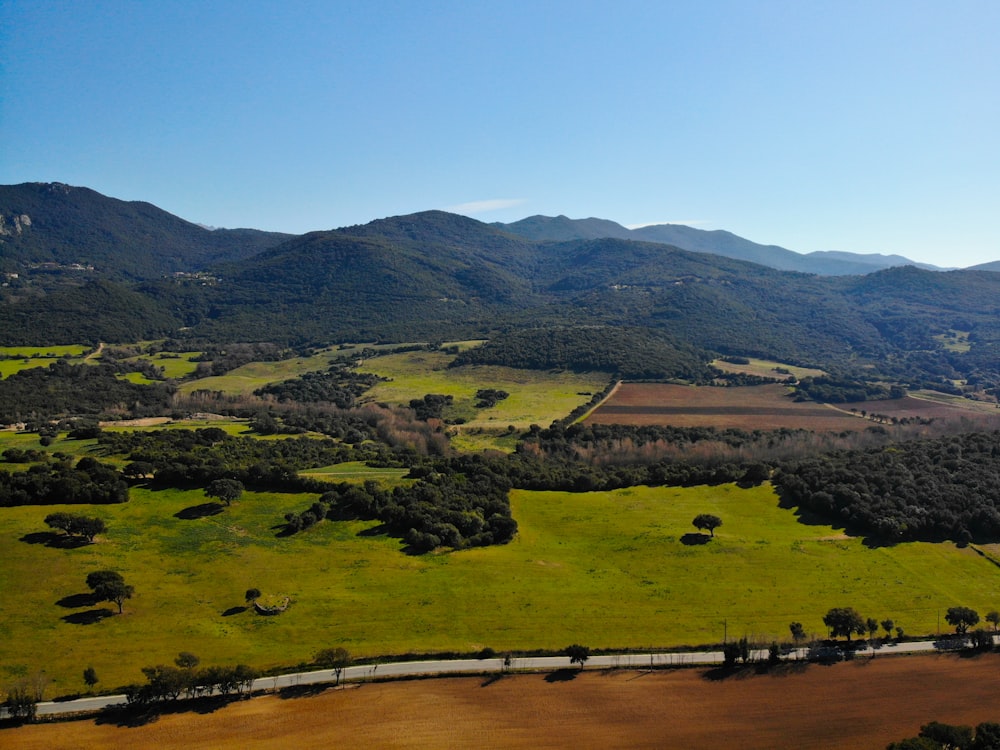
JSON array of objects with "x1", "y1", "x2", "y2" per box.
[
  {"x1": 445, "y1": 198, "x2": 527, "y2": 214},
  {"x1": 626, "y1": 219, "x2": 712, "y2": 229}
]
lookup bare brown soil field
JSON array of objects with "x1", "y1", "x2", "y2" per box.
[
  {"x1": 8, "y1": 654, "x2": 1000, "y2": 749},
  {"x1": 586, "y1": 383, "x2": 1000, "y2": 431}
]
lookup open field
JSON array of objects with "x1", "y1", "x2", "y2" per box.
[
  {"x1": 3, "y1": 480, "x2": 1000, "y2": 695},
  {"x1": 586, "y1": 383, "x2": 1000, "y2": 431},
  {"x1": 0, "y1": 345, "x2": 91, "y2": 359},
  {"x1": 174, "y1": 351, "x2": 343, "y2": 396},
  {"x1": 711, "y1": 356, "x2": 825, "y2": 380},
  {"x1": 0, "y1": 345, "x2": 92, "y2": 378},
  {"x1": 8, "y1": 654, "x2": 1000, "y2": 749},
  {"x1": 299, "y1": 461, "x2": 411, "y2": 485},
  {"x1": 355, "y1": 350, "x2": 610, "y2": 450},
  {"x1": 123, "y1": 351, "x2": 204, "y2": 381},
  {"x1": 168, "y1": 346, "x2": 607, "y2": 451}
]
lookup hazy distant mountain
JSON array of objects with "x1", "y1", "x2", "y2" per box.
[
  {"x1": 496, "y1": 215, "x2": 943, "y2": 275},
  {"x1": 0, "y1": 182, "x2": 292, "y2": 279},
  {"x1": 967, "y1": 260, "x2": 1000, "y2": 272}
]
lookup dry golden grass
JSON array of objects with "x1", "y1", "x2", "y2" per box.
[{"x1": 9, "y1": 653, "x2": 1000, "y2": 749}]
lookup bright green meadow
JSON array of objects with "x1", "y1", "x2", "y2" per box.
[
  {"x1": 2, "y1": 481, "x2": 998, "y2": 695},
  {"x1": 0, "y1": 345, "x2": 91, "y2": 378},
  {"x1": 175, "y1": 344, "x2": 614, "y2": 451},
  {"x1": 356, "y1": 350, "x2": 611, "y2": 450}
]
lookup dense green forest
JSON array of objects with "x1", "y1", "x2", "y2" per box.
[
  {"x1": 773, "y1": 431, "x2": 1000, "y2": 543},
  {"x1": 0, "y1": 456, "x2": 128, "y2": 507},
  {"x1": 0, "y1": 182, "x2": 289, "y2": 279},
  {"x1": 0, "y1": 360, "x2": 174, "y2": 423},
  {"x1": 450, "y1": 326, "x2": 714, "y2": 380}
]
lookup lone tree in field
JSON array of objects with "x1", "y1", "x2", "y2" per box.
[
  {"x1": 692, "y1": 513, "x2": 722, "y2": 537},
  {"x1": 945, "y1": 606, "x2": 980, "y2": 635},
  {"x1": 565, "y1": 644, "x2": 590, "y2": 670},
  {"x1": 315, "y1": 647, "x2": 351, "y2": 685},
  {"x1": 83, "y1": 667, "x2": 99, "y2": 692},
  {"x1": 175, "y1": 652, "x2": 200, "y2": 670},
  {"x1": 205, "y1": 478, "x2": 244, "y2": 506},
  {"x1": 245, "y1": 588, "x2": 261, "y2": 605},
  {"x1": 822, "y1": 607, "x2": 866, "y2": 641},
  {"x1": 986, "y1": 611, "x2": 1000, "y2": 633},
  {"x1": 85, "y1": 570, "x2": 134, "y2": 614},
  {"x1": 45, "y1": 512, "x2": 106, "y2": 542}
]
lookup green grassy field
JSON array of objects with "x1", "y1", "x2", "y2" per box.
[
  {"x1": 710, "y1": 357, "x2": 825, "y2": 379},
  {"x1": 2, "y1": 481, "x2": 998, "y2": 696},
  {"x1": 175, "y1": 352, "x2": 341, "y2": 395},
  {"x1": 0, "y1": 345, "x2": 92, "y2": 378},
  {"x1": 356, "y1": 350, "x2": 611, "y2": 450},
  {"x1": 299, "y1": 461, "x2": 411, "y2": 484},
  {"x1": 123, "y1": 351, "x2": 204, "y2": 381},
  {"x1": 0, "y1": 345, "x2": 91, "y2": 358}
]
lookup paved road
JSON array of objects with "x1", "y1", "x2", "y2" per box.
[{"x1": 15, "y1": 638, "x2": 974, "y2": 719}]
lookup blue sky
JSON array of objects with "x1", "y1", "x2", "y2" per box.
[{"x1": 1, "y1": 1, "x2": 998, "y2": 267}]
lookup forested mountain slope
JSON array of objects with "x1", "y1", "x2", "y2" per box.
[
  {"x1": 0, "y1": 182, "x2": 291, "y2": 279},
  {"x1": 2, "y1": 187, "x2": 1000, "y2": 389}
]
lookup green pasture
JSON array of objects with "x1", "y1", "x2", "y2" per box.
[
  {"x1": 299, "y1": 461, "x2": 411, "y2": 485},
  {"x1": 711, "y1": 356, "x2": 825, "y2": 380},
  {"x1": 2, "y1": 481, "x2": 999, "y2": 696},
  {"x1": 934, "y1": 330, "x2": 972, "y2": 353},
  {"x1": 15, "y1": 342, "x2": 610, "y2": 452},
  {"x1": 0, "y1": 344, "x2": 203, "y2": 382},
  {"x1": 174, "y1": 351, "x2": 342, "y2": 396},
  {"x1": 356, "y1": 350, "x2": 611, "y2": 450},
  {"x1": 0, "y1": 345, "x2": 90, "y2": 359},
  {"x1": 0, "y1": 345, "x2": 91, "y2": 378},
  {"x1": 125, "y1": 351, "x2": 203, "y2": 380}
]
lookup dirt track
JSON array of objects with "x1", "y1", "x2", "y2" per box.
[{"x1": 7, "y1": 653, "x2": 1000, "y2": 749}]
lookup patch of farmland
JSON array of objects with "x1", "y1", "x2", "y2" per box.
[
  {"x1": 586, "y1": 383, "x2": 1000, "y2": 431},
  {"x1": 587, "y1": 383, "x2": 857, "y2": 430},
  {"x1": 711, "y1": 356, "x2": 825, "y2": 380},
  {"x1": 9, "y1": 655, "x2": 1000, "y2": 749}
]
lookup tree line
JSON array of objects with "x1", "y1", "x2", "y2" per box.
[
  {"x1": 773, "y1": 431, "x2": 1000, "y2": 544},
  {"x1": 0, "y1": 456, "x2": 128, "y2": 507}
]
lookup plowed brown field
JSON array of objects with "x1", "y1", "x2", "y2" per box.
[
  {"x1": 8, "y1": 653, "x2": 1000, "y2": 749},
  {"x1": 586, "y1": 383, "x2": 1000, "y2": 431}
]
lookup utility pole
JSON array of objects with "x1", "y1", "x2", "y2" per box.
[{"x1": 723, "y1": 618, "x2": 728, "y2": 644}]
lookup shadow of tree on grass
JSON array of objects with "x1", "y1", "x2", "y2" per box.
[
  {"x1": 20, "y1": 531, "x2": 91, "y2": 549},
  {"x1": 680, "y1": 533, "x2": 711, "y2": 546},
  {"x1": 56, "y1": 592, "x2": 101, "y2": 608},
  {"x1": 62, "y1": 608, "x2": 114, "y2": 625},
  {"x1": 174, "y1": 502, "x2": 224, "y2": 520}
]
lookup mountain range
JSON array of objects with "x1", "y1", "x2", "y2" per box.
[
  {"x1": 1, "y1": 182, "x2": 999, "y2": 390},
  {"x1": 494, "y1": 215, "x2": 946, "y2": 275}
]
